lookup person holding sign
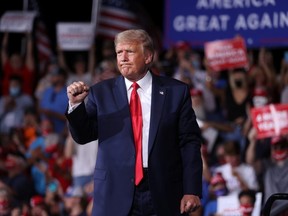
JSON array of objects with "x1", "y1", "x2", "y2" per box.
[
  {"x1": 1, "y1": 32, "x2": 35, "y2": 96},
  {"x1": 247, "y1": 129, "x2": 288, "y2": 214},
  {"x1": 66, "y1": 29, "x2": 203, "y2": 216},
  {"x1": 204, "y1": 172, "x2": 229, "y2": 216},
  {"x1": 238, "y1": 189, "x2": 257, "y2": 216},
  {"x1": 57, "y1": 45, "x2": 95, "y2": 87},
  {"x1": 213, "y1": 140, "x2": 259, "y2": 195}
]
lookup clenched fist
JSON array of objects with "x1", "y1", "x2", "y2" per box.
[{"x1": 67, "y1": 81, "x2": 90, "y2": 105}]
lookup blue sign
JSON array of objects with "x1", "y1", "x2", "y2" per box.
[{"x1": 164, "y1": 0, "x2": 288, "y2": 49}]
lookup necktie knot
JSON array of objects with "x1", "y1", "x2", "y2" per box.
[{"x1": 132, "y1": 82, "x2": 139, "y2": 90}]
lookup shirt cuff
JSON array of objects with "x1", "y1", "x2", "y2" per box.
[{"x1": 68, "y1": 101, "x2": 81, "y2": 114}]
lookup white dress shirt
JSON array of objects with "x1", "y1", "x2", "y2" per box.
[{"x1": 125, "y1": 71, "x2": 152, "y2": 168}]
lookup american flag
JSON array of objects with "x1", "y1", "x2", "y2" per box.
[
  {"x1": 97, "y1": 0, "x2": 140, "y2": 39},
  {"x1": 35, "y1": 19, "x2": 53, "y2": 74},
  {"x1": 26, "y1": 0, "x2": 53, "y2": 74}
]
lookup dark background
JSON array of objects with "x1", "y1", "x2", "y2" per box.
[
  {"x1": 0, "y1": 0, "x2": 166, "y2": 73},
  {"x1": 0, "y1": 0, "x2": 286, "y2": 72},
  {"x1": 0, "y1": 0, "x2": 165, "y2": 48}
]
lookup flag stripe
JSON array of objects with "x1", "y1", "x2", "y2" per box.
[
  {"x1": 97, "y1": 28, "x2": 123, "y2": 39},
  {"x1": 100, "y1": 6, "x2": 136, "y2": 20},
  {"x1": 28, "y1": 0, "x2": 53, "y2": 73},
  {"x1": 35, "y1": 32, "x2": 51, "y2": 47},
  {"x1": 35, "y1": 20, "x2": 53, "y2": 73},
  {"x1": 98, "y1": 18, "x2": 139, "y2": 30},
  {"x1": 97, "y1": 0, "x2": 140, "y2": 38},
  {"x1": 37, "y1": 43, "x2": 51, "y2": 57}
]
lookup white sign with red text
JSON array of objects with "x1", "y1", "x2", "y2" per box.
[
  {"x1": 0, "y1": 11, "x2": 37, "y2": 32},
  {"x1": 57, "y1": 22, "x2": 94, "y2": 51},
  {"x1": 204, "y1": 37, "x2": 248, "y2": 72},
  {"x1": 251, "y1": 104, "x2": 288, "y2": 139},
  {"x1": 217, "y1": 193, "x2": 262, "y2": 216}
]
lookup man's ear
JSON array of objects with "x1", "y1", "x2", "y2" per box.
[{"x1": 145, "y1": 52, "x2": 154, "y2": 65}]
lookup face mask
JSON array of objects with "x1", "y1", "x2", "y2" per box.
[
  {"x1": 234, "y1": 79, "x2": 243, "y2": 88},
  {"x1": 51, "y1": 80, "x2": 62, "y2": 87},
  {"x1": 0, "y1": 199, "x2": 9, "y2": 213},
  {"x1": 240, "y1": 204, "x2": 254, "y2": 215},
  {"x1": 9, "y1": 86, "x2": 20, "y2": 97},
  {"x1": 272, "y1": 149, "x2": 288, "y2": 161},
  {"x1": 42, "y1": 129, "x2": 52, "y2": 136},
  {"x1": 214, "y1": 188, "x2": 228, "y2": 197},
  {"x1": 192, "y1": 60, "x2": 200, "y2": 70},
  {"x1": 253, "y1": 96, "x2": 268, "y2": 107},
  {"x1": 218, "y1": 157, "x2": 226, "y2": 165}
]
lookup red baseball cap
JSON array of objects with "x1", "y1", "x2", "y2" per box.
[{"x1": 30, "y1": 195, "x2": 44, "y2": 207}]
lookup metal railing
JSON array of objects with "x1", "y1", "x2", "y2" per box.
[{"x1": 262, "y1": 193, "x2": 288, "y2": 216}]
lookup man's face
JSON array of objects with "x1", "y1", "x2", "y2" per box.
[
  {"x1": 74, "y1": 60, "x2": 86, "y2": 73},
  {"x1": 271, "y1": 142, "x2": 288, "y2": 162},
  {"x1": 225, "y1": 154, "x2": 240, "y2": 167},
  {"x1": 115, "y1": 42, "x2": 152, "y2": 82},
  {"x1": 239, "y1": 195, "x2": 254, "y2": 216},
  {"x1": 50, "y1": 74, "x2": 65, "y2": 87}
]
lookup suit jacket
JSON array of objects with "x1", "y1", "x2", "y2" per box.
[{"x1": 66, "y1": 72, "x2": 203, "y2": 216}]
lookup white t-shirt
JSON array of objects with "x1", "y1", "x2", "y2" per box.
[
  {"x1": 72, "y1": 140, "x2": 98, "y2": 177},
  {"x1": 214, "y1": 163, "x2": 259, "y2": 195},
  {"x1": 173, "y1": 69, "x2": 216, "y2": 112}
]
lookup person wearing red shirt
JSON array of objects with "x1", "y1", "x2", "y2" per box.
[{"x1": 1, "y1": 32, "x2": 35, "y2": 96}]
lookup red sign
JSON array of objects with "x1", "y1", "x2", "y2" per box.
[
  {"x1": 251, "y1": 104, "x2": 288, "y2": 139},
  {"x1": 204, "y1": 37, "x2": 248, "y2": 72}
]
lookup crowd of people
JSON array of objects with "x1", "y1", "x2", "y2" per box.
[
  {"x1": 0, "y1": 28, "x2": 287, "y2": 216},
  {"x1": 166, "y1": 41, "x2": 288, "y2": 216},
  {"x1": 0, "y1": 31, "x2": 119, "y2": 216}
]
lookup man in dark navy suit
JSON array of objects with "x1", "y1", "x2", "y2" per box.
[{"x1": 66, "y1": 29, "x2": 202, "y2": 216}]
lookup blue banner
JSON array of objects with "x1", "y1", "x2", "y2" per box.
[{"x1": 164, "y1": 0, "x2": 288, "y2": 49}]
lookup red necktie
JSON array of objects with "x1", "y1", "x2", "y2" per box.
[{"x1": 130, "y1": 82, "x2": 143, "y2": 185}]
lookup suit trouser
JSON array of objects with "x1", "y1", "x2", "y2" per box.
[{"x1": 129, "y1": 168, "x2": 157, "y2": 216}]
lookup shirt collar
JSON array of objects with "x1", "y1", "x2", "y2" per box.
[{"x1": 125, "y1": 71, "x2": 152, "y2": 92}]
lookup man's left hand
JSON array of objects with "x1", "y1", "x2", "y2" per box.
[{"x1": 180, "y1": 194, "x2": 201, "y2": 215}]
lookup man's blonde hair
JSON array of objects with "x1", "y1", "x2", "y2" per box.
[{"x1": 114, "y1": 29, "x2": 154, "y2": 56}]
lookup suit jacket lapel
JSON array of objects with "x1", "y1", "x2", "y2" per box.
[
  {"x1": 113, "y1": 76, "x2": 134, "y2": 141},
  {"x1": 113, "y1": 76, "x2": 129, "y2": 109},
  {"x1": 148, "y1": 74, "x2": 166, "y2": 154}
]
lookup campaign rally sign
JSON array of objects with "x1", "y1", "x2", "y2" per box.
[
  {"x1": 204, "y1": 37, "x2": 248, "y2": 71},
  {"x1": 0, "y1": 11, "x2": 37, "y2": 33},
  {"x1": 217, "y1": 193, "x2": 262, "y2": 216},
  {"x1": 164, "y1": 0, "x2": 288, "y2": 48},
  {"x1": 251, "y1": 104, "x2": 288, "y2": 139},
  {"x1": 57, "y1": 23, "x2": 94, "y2": 51}
]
